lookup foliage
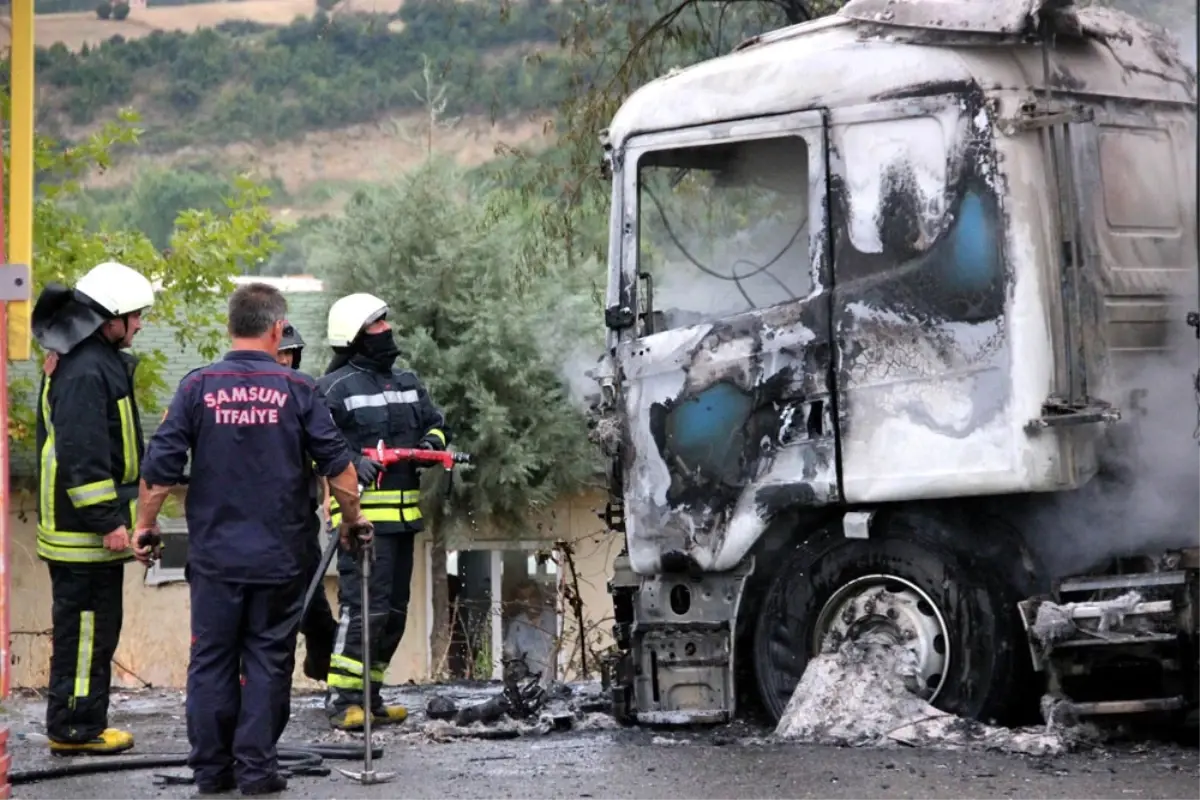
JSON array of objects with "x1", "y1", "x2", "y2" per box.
[
  {"x1": 96, "y1": 2, "x2": 113, "y2": 21},
  {"x1": 66, "y1": 167, "x2": 287, "y2": 252},
  {"x1": 113, "y1": 1, "x2": 131, "y2": 21},
  {"x1": 310, "y1": 158, "x2": 602, "y2": 531},
  {"x1": 13, "y1": 0, "x2": 574, "y2": 147},
  {"x1": 495, "y1": 0, "x2": 838, "y2": 279},
  {"x1": 45, "y1": 0, "x2": 212, "y2": 10},
  {"x1": 2, "y1": 100, "x2": 283, "y2": 452}
]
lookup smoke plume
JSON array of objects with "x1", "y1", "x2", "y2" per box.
[{"x1": 1023, "y1": 288, "x2": 1200, "y2": 579}]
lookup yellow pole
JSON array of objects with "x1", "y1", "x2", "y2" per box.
[{"x1": 7, "y1": 0, "x2": 33, "y2": 361}]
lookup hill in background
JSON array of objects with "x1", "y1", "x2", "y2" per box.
[{"x1": 3, "y1": 0, "x2": 566, "y2": 239}]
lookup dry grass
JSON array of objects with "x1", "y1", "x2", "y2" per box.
[
  {"x1": 0, "y1": 0, "x2": 411, "y2": 53},
  {"x1": 85, "y1": 111, "x2": 553, "y2": 215},
  {"x1": 0, "y1": 0, "x2": 551, "y2": 208}
]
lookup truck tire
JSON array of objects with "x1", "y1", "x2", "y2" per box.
[{"x1": 752, "y1": 508, "x2": 1035, "y2": 725}]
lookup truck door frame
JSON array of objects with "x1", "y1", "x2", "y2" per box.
[{"x1": 610, "y1": 107, "x2": 842, "y2": 575}]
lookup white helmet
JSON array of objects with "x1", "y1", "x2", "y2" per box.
[
  {"x1": 75, "y1": 261, "x2": 155, "y2": 317},
  {"x1": 327, "y1": 292, "x2": 388, "y2": 348}
]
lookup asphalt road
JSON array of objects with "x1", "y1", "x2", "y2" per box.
[{"x1": 6, "y1": 686, "x2": 1198, "y2": 799}]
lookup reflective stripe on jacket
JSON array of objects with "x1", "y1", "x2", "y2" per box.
[
  {"x1": 319, "y1": 357, "x2": 449, "y2": 535},
  {"x1": 35, "y1": 336, "x2": 144, "y2": 564}
]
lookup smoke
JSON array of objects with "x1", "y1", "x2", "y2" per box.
[
  {"x1": 1022, "y1": 287, "x2": 1200, "y2": 579},
  {"x1": 1179, "y1": 27, "x2": 1197, "y2": 70},
  {"x1": 529, "y1": 259, "x2": 608, "y2": 411}
]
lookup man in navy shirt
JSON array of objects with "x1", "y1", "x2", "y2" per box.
[{"x1": 134, "y1": 282, "x2": 372, "y2": 796}]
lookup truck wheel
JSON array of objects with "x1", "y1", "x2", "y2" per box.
[{"x1": 752, "y1": 509, "x2": 1032, "y2": 725}]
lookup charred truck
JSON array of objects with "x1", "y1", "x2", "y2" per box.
[{"x1": 590, "y1": 0, "x2": 1200, "y2": 728}]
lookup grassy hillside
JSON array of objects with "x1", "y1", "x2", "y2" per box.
[
  {"x1": 22, "y1": 1, "x2": 568, "y2": 147},
  {"x1": 0, "y1": 0, "x2": 374, "y2": 52},
  {"x1": 5, "y1": 0, "x2": 571, "y2": 242}
]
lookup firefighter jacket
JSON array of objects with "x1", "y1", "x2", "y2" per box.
[
  {"x1": 141, "y1": 350, "x2": 354, "y2": 584},
  {"x1": 318, "y1": 357, "x2": 449, "y2": 535},
  {"x1": 35, "y1": 336, "x2": 145, "y2": 565}
]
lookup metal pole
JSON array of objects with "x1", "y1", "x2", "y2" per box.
[
  {"x1": 1, "y1": 3, "x2": 36, "y2": 795},
  {"x1": 359, "y1": 552, "x2": 374, "y2": 773},
  {"x1": 8, "y1": 0, "x2": 33, "y2": 361},
  {"x1": 0, "y1": 104, "x2": 9, "y2": 800},
  {"x1": 336, "y1": 540, "x2": 395, "y2": 785}
]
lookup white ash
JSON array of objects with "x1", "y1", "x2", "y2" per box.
[{"x1": 775, "y1": 633, "x2": 1068, "y2": 755}]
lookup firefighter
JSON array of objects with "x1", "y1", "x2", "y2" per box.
[
  {"x1": 30, "y1": 261, "x2": 155, "y2": 756},
  {"x1": 320, "y1": 292, "x2": 450, "y2": 731},
  {"x1": 133, "y1": 283, "x2": 372, "y2": 795},
  {"x1": 276, "y1": 321, "x2": 338, "y2": 681}
]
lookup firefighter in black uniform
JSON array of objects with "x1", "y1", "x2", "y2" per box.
[
  {"x1": 133, "y1": 283, "x2": 371, "y2": 795},
  {"x1": 31, "y1": 261, "x2": 155, "y2": 756},
  {"x1": 275, "y1": 321, "x2": 338, "y2": 681},
  {"x1": 320, "y1": 292, "x2": 450, "y2": 731}
]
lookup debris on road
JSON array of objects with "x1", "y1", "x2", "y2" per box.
[
  {"x1": 775, "y1": 633, "x2": 1078, "y2": 755},
  {"x1": 414, "y1": 667, "x2": 619, "y2": 740}
]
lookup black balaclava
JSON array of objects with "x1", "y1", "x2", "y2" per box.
[
  {"x1": 325, "y1": 331, "x2": 399, "y2": 375},
  {"x1": 357, "y1": 329, "x2": 400, "y2": 371}
]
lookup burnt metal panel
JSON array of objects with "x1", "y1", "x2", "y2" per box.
[
  {"x1": 840, "y1": 0, "x2": 1044, "y2": 36},
  {"x1": 614, "y1": 110, "x2": 838, "y2": 575}
]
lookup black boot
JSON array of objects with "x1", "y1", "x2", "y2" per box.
[
  {"x1": 240, "y1": 774, "x2": 287, "y2": 796},
  {"x1": 303, "y1": 633, "x2": 333, "y2": 682}
]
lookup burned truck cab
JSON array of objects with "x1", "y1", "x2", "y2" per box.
[{"x1": 593, "y1": 0, "x2": 1198, "y2": 725}]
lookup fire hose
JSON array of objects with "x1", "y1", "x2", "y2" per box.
[
  {"x1": 9, "y1": 741, "x2": 381, "y2": 786},
  {"x1": 11, "y1": 444, "x2": 470, "y2": 786},
  {"x1": 302, "y1": 442, "x2": 471, "y2": 625},
  {"x1": 315, "y1": 442, "x2": 470, "y2": 786}
]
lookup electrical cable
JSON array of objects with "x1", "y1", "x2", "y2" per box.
[
  {"x1": 10, "y1": 741, "x2": 381, "y2": 786},
  {"x1": 643, "y1": 183, "x2": 807, "y2": 310}
]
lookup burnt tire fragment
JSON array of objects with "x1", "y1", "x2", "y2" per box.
[{"x1": 752, "y1": 508, "x2": 1034, "y2": 726}]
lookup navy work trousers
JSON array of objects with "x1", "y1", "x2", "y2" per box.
[{"x1": 186, "y1": 568, "x2": 304, "y2": 789}]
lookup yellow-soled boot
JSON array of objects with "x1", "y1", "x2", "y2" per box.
[
  {"x1": 372, "y1": 705, "x2": 408, "y2": 726},
  {"x1": 328, "y1": 705, "x2": 366, "y2": 732},
  {"x1": 49, "y1": 728, "x2": 135, "y2": 756}
]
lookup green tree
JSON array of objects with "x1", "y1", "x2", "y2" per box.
[
  {"x1": 499, "y1": 0, "x2": 841, "y2": 280},
  {"x1": 311, "y1": 158, "x2": 602, "y2": 675},
  {"x1": 3, "y1": 102, "x2": 282, "y2": 459}
]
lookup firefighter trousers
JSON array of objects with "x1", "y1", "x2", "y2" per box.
[
  {"x1": 186, "y1": 569, "x2": 304, "y2": 789},
  {"x1": 46, "y1": 563, "x2": 125, "y2": 744},
  {"x1": 325, "y1": 532, "x2": 414, "y2": 715}
]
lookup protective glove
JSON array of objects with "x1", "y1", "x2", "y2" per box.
[{"x1": 354, "y1": 455, "x2": 384, "y2": 486}]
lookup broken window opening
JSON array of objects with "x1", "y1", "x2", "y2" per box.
[{"x1": 637, "y1": 135, "x2": 812, "y2": 332}]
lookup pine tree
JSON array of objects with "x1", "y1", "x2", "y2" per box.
[{"x1": 311, "y1": 157, "x2": 603, "y2": 675}]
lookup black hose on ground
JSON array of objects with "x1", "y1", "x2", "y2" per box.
[{"x1": 10, "y1": 741, "x2": 382, "y2": 786}]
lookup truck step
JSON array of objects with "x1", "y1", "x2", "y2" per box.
[
  {"x1": 1059, "y1": 696, "x2": 1187, "y2": 717},
  {"x1": 1063, "y1": 598, "x2": 1173, "y2": 621},
  {"x1": 1059, "y1": 571, "x2": 1188, "y2": 594},
  {"x1": 1052, "y1": 632, "x2": 1178, "y2": 648}
]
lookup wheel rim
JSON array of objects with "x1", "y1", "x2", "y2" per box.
[{"x1": 810, "y1": 574, "x2": 950, "y2": 702}]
